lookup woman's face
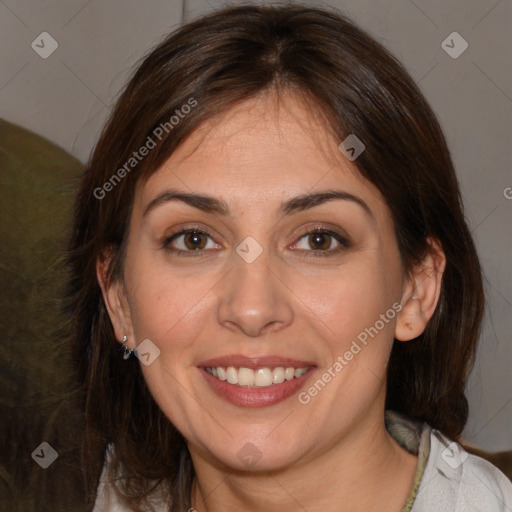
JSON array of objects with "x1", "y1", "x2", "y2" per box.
[{"x1": 107, "y1": 92, "x2": 413, "y2": 472}]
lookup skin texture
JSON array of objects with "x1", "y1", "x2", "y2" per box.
[{"x1": 98, "y1": 92, "x2": 445, "y2": 512}]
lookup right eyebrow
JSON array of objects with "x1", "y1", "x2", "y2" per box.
[{"x1": 143, "y1": 190, "x2": 230, "y2": 217}]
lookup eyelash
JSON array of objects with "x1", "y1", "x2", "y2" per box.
[{"x1": 162, "y1": 226, "x2": 350, "y2": 258}]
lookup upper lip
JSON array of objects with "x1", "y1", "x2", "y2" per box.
[{"x1": 198, "y1": 354, "x2": 317, "y2": 370}]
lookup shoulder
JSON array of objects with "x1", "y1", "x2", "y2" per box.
[
  {"x1": 412, "y1": 427, "x2": 512, "y2": 511},
  {"x1": 92, "y1": 456, "x2": 131, "y2": 512},
  {"x1": 92, "y1": 447, "x2": 168, "y2": 512}
]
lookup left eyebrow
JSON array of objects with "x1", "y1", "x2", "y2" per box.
[{"x1": 142, "y1": 189, "x2": 374, "y2": 219}]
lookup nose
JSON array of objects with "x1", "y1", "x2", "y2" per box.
[{"x1": 216, "y1": 247, "x2": 294, "y2": 337}]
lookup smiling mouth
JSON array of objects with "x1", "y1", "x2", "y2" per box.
[{"x1": 203, "y1": 366, "x2": 311, "y2": 387}]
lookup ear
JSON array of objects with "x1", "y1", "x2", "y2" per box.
[
  {"x1": 96, "y1": 251, "x2": 135, "y2": 347},
  {"x1": 395, "y1": 238, "x2": 446, "y2": 341}
]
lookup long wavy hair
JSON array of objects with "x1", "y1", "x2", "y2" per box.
[{"x1": 66, "y1": 3, "x2": 484, "y2": 511}]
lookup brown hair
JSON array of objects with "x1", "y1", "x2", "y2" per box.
[{"x1": 66, "y1": 3, "x2": 484, "y2": 511}]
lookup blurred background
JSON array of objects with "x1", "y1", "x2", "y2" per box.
[{"x1": 0, "y1": 0, "x2": 510, "y2": 508}]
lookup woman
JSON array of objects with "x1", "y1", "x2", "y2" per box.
[{"x1": 66, "y1": 3, "x2": 512, "y2": 511}]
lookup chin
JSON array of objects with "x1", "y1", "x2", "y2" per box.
[
  {"x1": 197, "y1": 433, "x2": 306, "y2": 474},
  {"x1": 217, "y1": 449, "x2": 297, "y2": 474}
]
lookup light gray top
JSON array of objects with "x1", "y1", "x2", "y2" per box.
[
  {"x1": 384, "y1": 411, "x2": 512, "y2": 511},
  {"x1": 93, "y1": 411, "x2": 512, "y2": 511}
]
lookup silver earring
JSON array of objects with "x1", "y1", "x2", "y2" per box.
[{"x1": 120, "y1": 335, "x2": 135, "y2": 360}]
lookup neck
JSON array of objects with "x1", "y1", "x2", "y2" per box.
[{"x1": 189, "y1": 409, "x2": 418, "y2": 512}]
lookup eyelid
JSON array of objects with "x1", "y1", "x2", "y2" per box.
[{"x1": 288, "y1": 222, "x2": 350, "y2": 243}]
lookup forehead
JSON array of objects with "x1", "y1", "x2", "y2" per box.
[{"x1": 135, "y1": 92, "x2": 386, "y2": 214}]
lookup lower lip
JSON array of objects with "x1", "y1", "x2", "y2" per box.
[{"x1": 199, "y1": 367, "x2": 316, "y2": 408}]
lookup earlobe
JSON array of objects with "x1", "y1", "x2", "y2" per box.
[
  {"x1": 96, "y1": 255, "x2": 134, "y2": 344},
  {"x1": 395, "y1": 239, "x2": 446, "y2": 341}
]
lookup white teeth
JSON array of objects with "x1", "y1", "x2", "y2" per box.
[
  {"x1": 205, "y1": 365, "x2": 310, "y2": 387},
  {"x1": 238, "y1": 367, "x2": 255, "y2": 386},
  {"x1": 254, "y1": 368, "x2": 273, "y2": 387},
  {"x1": 295, "y1": 368, "x2": 308, "y2": 378},
  {"x1": 272, "y1": 367, "x2": 285, "y2": 384},
  {"x1": 226, "y1": 366, "x2": 238, "y2": 384}
]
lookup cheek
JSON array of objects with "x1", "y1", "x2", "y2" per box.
[
  {"x1": 123, "y1": 256, "x2": 218, "y2": 350},
  {"x1": 291, "y1": 262, "x2": 400, "y2": 392},
  {"x1": 297, "y1": 261, "x2": 396, "y2": 336}
]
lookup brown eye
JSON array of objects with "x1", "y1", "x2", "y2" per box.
[
  {"x1": 163, "y1": 228, "x2": 219, "y2": 254},
  {"x1": 292, "y1": 228, "x2": 350, "y2": 256},
  {"x1": 307, "y1": 232, "x2": 332, "y2": 251},
  {"x1": 183, "y1": 231, "x2": 208, "y2": 250}
]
